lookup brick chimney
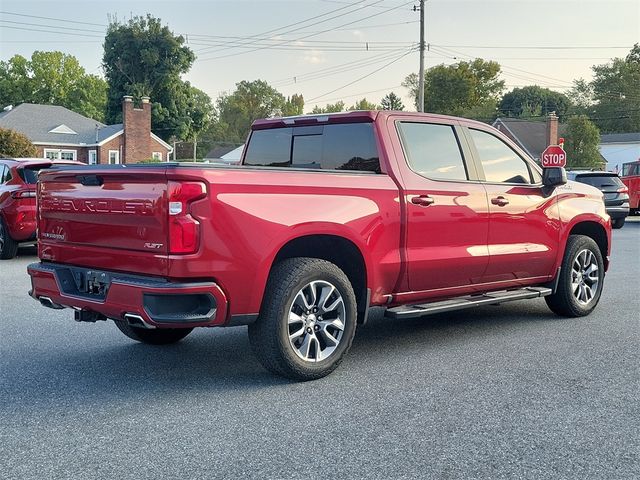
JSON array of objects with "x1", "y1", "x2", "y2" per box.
[
  {"x1": 122, "y1": 95, "x2": 151, "y2": 164},
  {"x1": 546, "y1": 111, "x2": 558, "y2": 147}
]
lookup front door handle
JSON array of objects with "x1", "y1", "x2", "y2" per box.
[
  {"x1": 411, "y1": 195, "x2": 435, "y2": 207},
  {"x1": 491, "y1": 196, "x2": 509, "y2": 207}
]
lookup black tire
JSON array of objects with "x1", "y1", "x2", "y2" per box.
[
  {"x1": 248, "y1": 257, "x2": 358, "y2": 381},
  {"x1": 611, "y1": 218, "x2": 625, "y2": 229},
  {"x1": 545, "y1": 235, "x2": 605, "y2": 317},
  {"x1": 113, "y1": 319, "x2": 193, "y2": 345},
  {"x1": 0, "y1": 217, "x2": 19, "y2": 260}
]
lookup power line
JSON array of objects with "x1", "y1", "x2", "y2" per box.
[
  {"x1": 308, "y1": 84, "x2": 404, "y2": 105},
  {"x1": 0, "y1": 24, "x2": 104, "y2": 38},
  {"x1": 307, "y1": 48, "x2": 415, "y2": 102},
  {"x1": 0, "y1": 11, "x2": 106, "y2": 27},
  {"x1": 431, "y1": 44, "x2": 633, "y2": 50},
  {"x1": 196, "y1": 1, "x2": 414, "y2": 62},
  {"x1": 194, "y1": 0, "x2": 383, "y2": 56},
  {"x1": 270, "y1": 47, "x2": 415, "y2": 87},
  {"x1": 0, "y1": 19, "x2": 104, "y2": 34}
]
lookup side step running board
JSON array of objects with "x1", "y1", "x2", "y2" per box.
[{"x1": 385, "y1": 287, "x2": 552, "y2": 320}]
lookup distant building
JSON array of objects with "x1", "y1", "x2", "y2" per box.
[
  {"x1": 599, "y1": 133, "x2": 640, "y2": 172},
  {"x1": 0, "y1": 96, "x2": 172, "y2": 164},
  {"x1": 203, "y1": 144, "x2": 244, "y2": 163},
  {"x1": 492, "y1": 113, "x2": 566, "y2": 162}
]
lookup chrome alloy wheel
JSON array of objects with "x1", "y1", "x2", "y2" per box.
[
  {"x1": 571, "y1": 249, "x2": 600, "y2": 305},
  {"x1": 287, "y1": 280, "x2": 346, "y2": 362}
]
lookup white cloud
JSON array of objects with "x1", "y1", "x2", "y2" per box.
[
  {"x1": 352, "y1": 30, "x2": 365, "y2": 39},
  {"x1": 302, "y1": 49, "x2": 327, "y2": 64}
]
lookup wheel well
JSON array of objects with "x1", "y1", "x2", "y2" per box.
[
  {"x1": 569, "y1": 221, "x2": 608, "y2": 268},
  {"x1": 273, "y1": 235, "x2": 368, "y2": 316}
]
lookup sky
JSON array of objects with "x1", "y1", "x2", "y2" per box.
[{"x1": 0, "y1": 0, "x2": 638, "y2": 111}]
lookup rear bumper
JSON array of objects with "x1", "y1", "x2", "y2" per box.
[
  {"x1": 606, "y1": 206, "x2": 630, "y2": 219},
  {"x1": 27, "y1": 262, "x2": 228, "y2": 328}
]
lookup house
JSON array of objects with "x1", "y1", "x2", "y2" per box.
[
  {"x1": 203, "y1": 144, "x2": 243, "y2": 163},
  {"x1": 599, "y1": 133, "x2": 640, "y2": 172},
  {"x1": 0, "y1": 96, "x2": 172, "y2": 164},
  {"x1": 492, "y1": 113, "x2": 566, "y2": 162},
  {"x1": 493, "y1": 113, "x2": 611, "y2": 168}
]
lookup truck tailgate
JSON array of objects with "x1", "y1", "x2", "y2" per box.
[{"x1": 37, "y1": 167, "x2": 170, "y2": 275}]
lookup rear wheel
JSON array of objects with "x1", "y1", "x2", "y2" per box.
[
  {"x1": 248, "y1": 258, "x2": 357, "y2": 381},
  {"x1": 545, "y1": 235, "x2": 604, "y2": 317},
  {"x1": 113, "y1": 319, "x2": 193, "y2": 345},
  {"x1": 611, "y1": 218, "x2": 625, "y2": 229},
  {"x1": 0, "y1": 218, "x2": 19, "y2": 260}
]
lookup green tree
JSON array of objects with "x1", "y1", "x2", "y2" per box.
[
  {"x1": 380, "y1": 92, "x2": 404, "y2": 110},
  {"x1": 213, "y1": 80, "x2": 287, "y2": 143},
  {"x1": 0, "y1": 128, "x2": 37, "y2": 157},
  {"x1": 567, "y1": 79, "x2": 594, "y2": 113},
  {"x1": 499, "y1": 86, "x2": 571, "y2": 119},
  {"x1": 311, "y1": 101, "x2": 345, "y2": 114},
  {"x1": 283, "y1": 94, "x2": 304, "y2": 116},
  {"x1": 348, "y1": 98, "x2": 378, "y2": 110},
  {"x1": 102, "y1": 15, "x2": 196, "y2": 140},
  {"x1": 0, "y1": 52, "x2": 107, "y2": 122},
  {"x1": 589, "y1": 44, "x2": 640, "y2": 133},
  {"x1": 564, "y1": 115, "x2": 603, "y2": 168},
  {"x1": 403, "y1": 59, "x2": 504, "y2": 118}
]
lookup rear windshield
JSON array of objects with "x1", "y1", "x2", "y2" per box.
[
  {"x1": 574, "y1": 174, "x2": 623, "y2": 188},
  {"x1": 19, "y1": 166, "x2": 50, "y2": 184},
  {"x1": 243, "y1": 123, "x2": 380, "y2": 173}
]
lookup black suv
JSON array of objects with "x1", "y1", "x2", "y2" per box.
[{"x1": 567, "y1": 171, "x2": 630, "y2": 229}]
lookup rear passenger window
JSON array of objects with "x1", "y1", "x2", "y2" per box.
[
  {"x1": 244, "y1": 128, "x2": 293, "y2": 168},
  {"x1": 469, "y1": 129, "x2": 532, "y2": 184},
  {"x1": 244, "y1": 123, "x2": 380, "y2": 173},
  {"x1": 397, "y1": 122, "x2": 468, "y2": 181}
]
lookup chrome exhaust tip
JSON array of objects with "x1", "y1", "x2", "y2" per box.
[
  {"x1": 39, "y1": 296, "x2": 65, "y2": 310},
  {"x1": 123, "y1": 313, "x2": 156, "y2": 329}
]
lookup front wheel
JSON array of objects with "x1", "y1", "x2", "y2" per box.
[
  {"x1": 113, "y1": 320, "x2": 193, "y2": 345},
  {"x1": 545, "y1": 235, "x2": 605, "y2": 317},
  {"x1": 248, "y1": 258, "x2": 357, "y2": 381}
]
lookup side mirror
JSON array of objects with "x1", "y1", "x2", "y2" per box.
[{"x1": 542, "y1": 167, "x2": 567, "y2": 188}]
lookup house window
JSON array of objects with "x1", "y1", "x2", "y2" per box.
[
  {"x1": 108, "y1": 150, "x2": 120, "y2": 164},
  {"x1": 88, "y1": 150, "x2": 97, "y2": 165},
  {"x1": 44, "y1": 149, "x2": 77, "y2": 161},
  {"x1": 152, "y1": 152, "x2": 162, "y2": 161}
]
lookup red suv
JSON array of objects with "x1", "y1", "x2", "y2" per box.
[{"x1": 0, "y1": 158, "x2": 82, "y2": 259}]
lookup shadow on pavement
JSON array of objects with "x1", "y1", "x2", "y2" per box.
[{"x1": 1, "y1": 300, "x2": 558, "y2": 406}]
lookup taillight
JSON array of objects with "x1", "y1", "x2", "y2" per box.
[
  {"x1": 11, "y1": 189, "x2": 36, "y2": 199},
  {"x1": 168, "y1": 181, "x2": 206, "y2": 254},
  {"x1": 617, "y1": 186, "x2": 629, "y2": 194}
]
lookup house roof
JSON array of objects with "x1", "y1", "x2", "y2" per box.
[
  {"x1": 204, "y1": 145, "x2": 241, "y2": 160},
  {"x1": 600, "y1": 132, "x2": 640, "y2": 144},
  {"x1": 492, "y1": 117, "x2": 568, "y2": 160},
  {"x1": 0, "y1": 103, "x2": 107, "y2": 145},
  {"x1": 0, "y1": 103, "x2": 172, "y2": 151}
]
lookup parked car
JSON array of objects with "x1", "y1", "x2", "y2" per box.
[
  {"x1": 567, "y1": 170, "x2": 630, "y2": 228},
  {"x1": 620, "y1": 160, "x2": 639, "y2": 216},
  {"x1": 0, "y1": 158, "x2": 83, "y2": 259},
  {"x1": 27, "y1": 111, "x2": 611, "y2": 380}
]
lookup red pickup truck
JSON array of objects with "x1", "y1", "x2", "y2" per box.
[{"x1": 28, "y1": 111, "x2": 611, "y2": 380}]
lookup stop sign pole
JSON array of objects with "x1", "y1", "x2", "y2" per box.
[{"x1": 541, "y1": 143, "x2": 567, "y2": 168}]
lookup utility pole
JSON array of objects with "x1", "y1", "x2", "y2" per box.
[{"x1": 416, "y1": 0, "x2": 425, "y2": 112}]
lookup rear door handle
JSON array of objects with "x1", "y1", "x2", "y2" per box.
[
  {"x1": 491, "y1": 196, "x2": 509, "y2": 207},
  {"x1": 411, "y1": 195, "x2": 435, "y2": 207}
]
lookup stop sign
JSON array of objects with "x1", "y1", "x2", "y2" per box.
[{"x1": 541, "y1": 145, "x2": 567, "y2": 168}]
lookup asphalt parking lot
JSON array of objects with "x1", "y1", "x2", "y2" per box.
[{"x1": 1, "y1": 223, "x2": 639, "y2": 480}]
